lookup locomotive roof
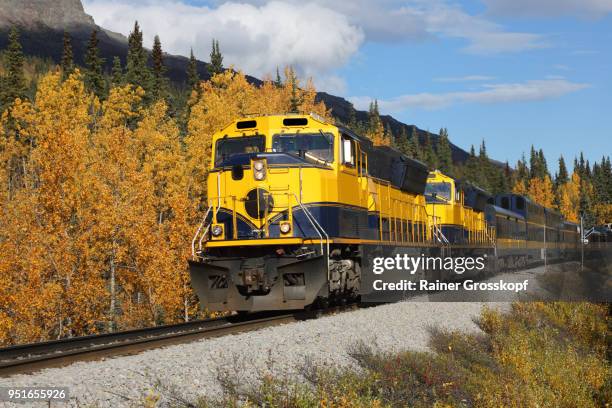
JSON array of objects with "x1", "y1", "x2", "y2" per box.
[{"x1": 487, "y1": 204, "x2": 525, "y2": 220}]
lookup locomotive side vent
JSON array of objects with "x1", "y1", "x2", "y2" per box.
[
  {"x1": 237, "y1": 120, "x2": 257, "y2": 129},
  {"x1": 283, "y1": 117, "x2": 308, "y2": 126}
]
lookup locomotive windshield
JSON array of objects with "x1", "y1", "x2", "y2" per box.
[
  {"x1": 425, "y1": 182, "x2": 451, "y2": 202},
  {"x1": 272, "y1": 132, "x2": 334, "y2": 164},
  {"x1": 215, "y1": 135, "x2": 265, "y2": 166}
]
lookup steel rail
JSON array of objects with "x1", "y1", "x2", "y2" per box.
[{"x1": 0, "y1": 305, "x2": 358, "y2": 377}]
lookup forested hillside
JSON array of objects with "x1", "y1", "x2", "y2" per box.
[{"x1": 0, "y1": 24, "x2": 610, "y2": 345}]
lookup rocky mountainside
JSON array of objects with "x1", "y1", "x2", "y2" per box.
[
  {"x1": 0, "y1": 0, "x2": 470, "y2": 163},
  {"x1": 0, "y1": 0, "x2": 94, "y2": 29},
  {"x1": 0, "y1": 0, "x2": 222, "y2": 87}
]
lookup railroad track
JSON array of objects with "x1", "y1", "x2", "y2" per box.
[{"x1": 0, "y1": 304, "x2": 358, "y2": 377}]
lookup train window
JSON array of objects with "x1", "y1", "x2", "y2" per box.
[
  {"x1": 283, "y1": 118, "x2": 308, "y2": 126},
  {"x1": 516, "y1": 197, "x2": 525, "y2": 210},
  {"x1": 360, "y1": 151, "x2": 367, "y2": 174},
  {"x1": 425, "y1": 182, "x2": 451, "y2": 201},
  {"x1": 272, "y1": 132, "x2": 334, "y2": 163},
  {"x1": 215, "y1": 135, "x2": 265, "y2": 166},
  {"x1": 501, "y1": 197, "x2": 510, "y2": 209},
  {"x1": 341, "y1": 135, "x2": 355, "y2": 167}
]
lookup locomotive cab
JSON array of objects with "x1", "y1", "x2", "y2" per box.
[{"x1": 425, "y1": 171, "x2": 494, "y2": 245}]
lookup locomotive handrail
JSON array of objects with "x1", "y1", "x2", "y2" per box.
[
  {"x1": 198, "y1": 199, "x2": 221, "y2": 255},
  {"x1": 192, "y1": 206, "x2": 212, "y2": 259},
  {"x1": 291, "y1": 193, "x2": 329, "y2": 259}
]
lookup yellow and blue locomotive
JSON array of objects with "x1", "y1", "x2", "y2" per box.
[{"x1": 189, "y1": 113, "x2": 437, "y2": 311}]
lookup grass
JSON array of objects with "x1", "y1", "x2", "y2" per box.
[{"x1": 148, "y1": 302, "x2": 610, "y2": 408}]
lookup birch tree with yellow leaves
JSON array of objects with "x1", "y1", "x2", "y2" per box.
[
  {"x1": 528, "y1": 175, "x2": 555, "y2": 208},
  {"x1": 558, "y1": 172, "x2": 581, "y2": 223}
]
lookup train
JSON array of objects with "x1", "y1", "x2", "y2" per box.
[{"x1": 189, "y1": 113, "x2": 584, "y2": 312}]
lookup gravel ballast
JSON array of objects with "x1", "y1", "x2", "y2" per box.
[{"x1": 1, "y1": 262, "x2": 558, "y2": 407}]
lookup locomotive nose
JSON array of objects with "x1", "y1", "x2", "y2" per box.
[{"x1": 244, "y1": 188, "x2": 274, "y2": 219}]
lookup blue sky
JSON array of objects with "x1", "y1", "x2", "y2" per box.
[{"x1": 83, "y1": 0, "x2": 612, "y2": 172}]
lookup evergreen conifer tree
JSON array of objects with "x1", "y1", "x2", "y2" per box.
[
  {"x1": 578, "y1": 152, "x2": 586, "y2": 178},
  {"x1": 422, "y1": 131, "x2": 437, "y2": 169},
  {"x1": 396, "y1": 126, "x2": 410, "y2": 157},
  {"x1": 538, "y1": 148, "x2": 549, "y2": 177},
  {"x1": 150, "y1": 35, "x2": 168, "y2": 100},
  {"x1": 384, "y1": 123, "x2": 394, "y2": 147},
  {"x1": 208, "y1": 39, "x2": 223, "y2": 76},
  {"x1": 61, "y1": 31, "x2": 74, "y2": 80},
  {"x1": 556, "y1": 155, "x2": 569, "y2": 185},
  {"x1": 1, "y1": 27, "x2": 27, "y2": 108},
  {"x1": 187, "y1": 49, "x2": 199, "y2": 91},
  {"x1": 347, "y1": 104, "x2": 357, "y2": 129},
  {"x1": 274, "y1": 67, "x2": 282, "y2": 88},
  {"x1": 529, "y1": 145, "x2": 538, "y2": 179},
  {"x1": 408, "y1": 127, "x2": 421, "y2": 160},
  {"x1": 553, "y1": 155, "x2": 569, "y2": 209},
  {"x1": 366, "y1": 101, "x2": 386, "y2": 145},
  {"x1": 125, "y1": 21, "x2": 151, "y2": 95},
  {"x1": 286, "y1": 68, "x2": 301, "y2": 112},
  {"x1": 110, "y1": 57, "x2": 123, "y2": 87},
  {"x1": 437, "y1": 128, "x2": 453, "y2": 174},
  {"x1": 477, "y1": 140, "x2": 492, "y2": 191},
  {"x1": 84, "y1": 29, "x2": 106, "y2": 98},
  {"x1": 463, "y1": 145, "x2": 481, "y2": 186}
]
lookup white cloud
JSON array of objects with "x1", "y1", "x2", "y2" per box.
[
  {"x1": 83, "y1": 0, "x2": 364, "y2": 90},
  {"x1": 82, "y1": 0, "x2": 546, "y2": 92},
  {"x1": 483, "y1": 0, "x2": 612, "y2": 18},
  {"x1": 434, "y1": 75, "x2": 496, "y2": 82},
  {"x1": 225, "y1": 0, "x2": 545, "y2": 52},
  {"x1": 350, "y1": 79, "x2": 590, "y2": 112},
  {"x1": 408, "y1": 1, "x2": 546, "y2": 53}
]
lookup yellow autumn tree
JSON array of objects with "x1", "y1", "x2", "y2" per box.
[
  {"x1": 0, "y1": 71, "x2": 109, "y2": 343},
  {"x1": 558, "y1": 172, "x2": 581, "y2": 222},
  {"x1": 528, "y1": 175, "x2": 554, "y2": 208},
  {"x1": 512, "y1": 179, "x2": 528, "y2": 195}
]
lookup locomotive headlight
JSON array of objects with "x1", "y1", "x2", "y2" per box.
[
  {"x1": 280, "y1": 221, "x2": 291, "y2": 234},
  {"x1": 211, "y1": 224, "x2": 223, "y2": 237},
  {"x1": 252, "y1": 160, "x2": 266, "y2": 181},
  {"x1": 253, "y1": 160, "x2": 265, "y2": 171}
]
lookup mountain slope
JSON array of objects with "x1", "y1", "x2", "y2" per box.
[{"x1": 0, "y1": 0, "x2": 471, "y2": 163}]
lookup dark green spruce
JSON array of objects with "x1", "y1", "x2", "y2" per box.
[
  {"x1": 110, "y1": 56, "x2": 123, "y2": 87},
  {"x1": 61, "y1": 31, "x2": 74, "y2": 80},
  {"x1": 125, "y1": 21, "x2": 152, "y2": 96},
  {"x1": 437, "y1": 127, "x2": 453, "y2": 175},
  {"x1": 208, "y1": 39, "x2": 223, "y2": 77},
  {"x1": 84, "y1": 29, "x2": 106, "y2": 98},
  {"x1": 150, "y1": 35, "x2": 168, "y2": 100},
  {"x1": 0, "y1": 27, "x2": 27, "y2": 109},
  {"x1": 187, "y1": 48, "x2": 199, "y2": 91}
]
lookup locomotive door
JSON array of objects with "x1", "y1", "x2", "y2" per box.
[{"x1": 339, "y1": 134, "x2": 366, "y2": 237}]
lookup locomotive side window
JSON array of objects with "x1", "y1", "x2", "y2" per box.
[
  {"x1": 425, "y1": 182, "x2": 451, "y2": 201},
  {"x1": 341, "y1": 135, "x2": 355, "y2": 167},
  {"x1": 360, "y1": 151, "x2": 367, "y2": 174}
]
